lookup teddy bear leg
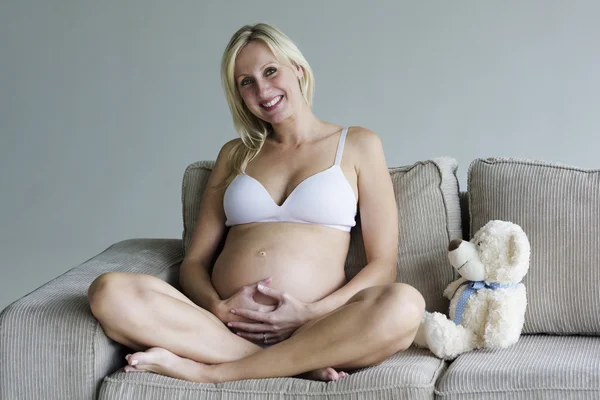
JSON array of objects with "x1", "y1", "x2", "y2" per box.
[
  {"x1": 422, "y1": 312, "x2": 477, "y2": 360},
  {"x1": 413, "y1": 312, "x2": 430, "y2": 349}
]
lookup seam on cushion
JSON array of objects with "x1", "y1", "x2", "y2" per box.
[
  {"x1": 435, "y1": 387, "x2": 600, "y2": 396},
  {"x1": 91, "y1": 318, "x2": 99, "y2": 400},
  {"x1": 479, "y1": 157, "x2": 600, "y2": 173},
  {"x1": 101, "y1": 377, "x2": 435, "y2": 395},
  {"x1": 466, "y1": 159, "x2": 477, "y2": 242},
  {"x1": 430, "y1": 158, "x2": 460, "y2": 280},
  {"x1": 431, "y1": 160, "x2": 452, "y2": 244},
  {"x1": 389, "y1": 159, "x2": 437, "y2": 174},
  {"x1": 428, "y1": 360, "x2": 447, "y2": 386},
  {"x1": 181, "y1": 162, "x2": 215, "y2": 253}
]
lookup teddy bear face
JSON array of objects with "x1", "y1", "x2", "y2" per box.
[{"x1": 471, "y1": 220, "x2": 531, "y2": 284}]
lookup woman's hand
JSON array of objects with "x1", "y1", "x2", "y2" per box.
[
  {"x1": 214, "y1": 278, "x2": 277, "y2": 324},
  {"x1": 227, "y1": 284, "x2": 315, "y2": 345}
]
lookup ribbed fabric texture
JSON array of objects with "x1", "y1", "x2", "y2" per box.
[
  {"x1": 181, "y1": 158, "x2": 462, "y2": 314},
  {"x1": 459, "y1": 192, "x2": 471, "y2": 240},
  {"x1": 99, "y1": 347, "x2": 446, "y2": 400},
  {"x1": 468, "y1": 158, "x2": 600, "y2": 334},
  {"x1": 435, "y1": 334, "x2": 600, "y2": 399},
  {"x1": 0, "y1": 239, "x2": 184, "y2": 400},
  {"x1": 181, "y1": 160, "x2": 215, "y2": 253}
]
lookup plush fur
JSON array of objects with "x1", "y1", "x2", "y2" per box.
[{"x1": 413, "y1": 220, "x2": 531, "y2": 360}]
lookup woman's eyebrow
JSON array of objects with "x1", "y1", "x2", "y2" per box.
[{"x1": 235, "y1": 62, "x2": 276, "y2": 79}]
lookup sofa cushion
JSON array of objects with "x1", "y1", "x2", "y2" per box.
[
  {"x1": 181, "y1": 158, "x2": 462, "y2": 314},
  {"x1": 99, "y1": 348, "x2": 446, "y2": 400},
  {"x1": 468, "y1": 158, "x2": 600, "y2": 334},
  {"x1": 435, "y1": 334, "x2": 600, "y2": 399}
]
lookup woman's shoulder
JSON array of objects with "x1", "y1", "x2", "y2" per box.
[
  {"x1": 212, "y1": 138, "x2": 244, "y2": 176},
  {"x1": 220, "y1": 137, "x2": 243, "y2": 153},
  {"x1": 346, "y1": 126, "x2": 379, "y2": 144},
  {"x1": 345, "y1": 126, "x2": 384, "y2": 161}
]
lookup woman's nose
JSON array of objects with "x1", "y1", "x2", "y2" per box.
[{"x1": 255, "y1": 78, "x2": 270, "y2": 96}]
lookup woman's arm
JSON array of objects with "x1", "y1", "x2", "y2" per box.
[
  {"x1": 179, "y1": 140, "x2": 235, "y2": 316},
  {"x1": 178, "y1": 139, "x2": 274, "y2": 322},
  {"x1": 308, "y1": 128, "x2": 399, "y2": 318}
]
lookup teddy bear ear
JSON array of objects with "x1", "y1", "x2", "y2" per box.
[{"x1": 508, "y1": 225, "x2": 531, "y2": 272}]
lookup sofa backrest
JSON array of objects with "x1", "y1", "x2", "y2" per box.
[
  {"x1": 467, "y1": 157, "x2": 600, "y2": 334},
  {"x1": 181, "y1": 157, "x2": 463, "y2": 314}
]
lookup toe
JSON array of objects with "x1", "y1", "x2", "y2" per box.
[
  {"x1": 128, "y1": 352, "x2": 147, "y2": 366},
  {"x1": 124, "y1": 365, "x2": 139, "y2": 373},
  {"x1": 327, "y1": 367, "x2": 339, "y2": 381},
  {"x1": 128, "y1": 347, "x2": 166, "y2": 366}
]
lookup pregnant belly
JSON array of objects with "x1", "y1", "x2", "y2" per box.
[{"x1": 211, "y1": 223, "x2": 349, "y2": 305}]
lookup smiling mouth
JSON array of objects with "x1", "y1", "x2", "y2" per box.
[{"x1": 260, "y1": 95, "x2": 283, "y2": 109}]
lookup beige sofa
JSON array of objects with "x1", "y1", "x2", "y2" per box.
[{"x1": 2, "y1": 157, "x2": 599, "y2": 399}]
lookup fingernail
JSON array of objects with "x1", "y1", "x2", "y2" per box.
[
  {"x1": 131, "y1": 360, "x2": 138, "y2": 366},
  {"x1": 227, "y1": 322, "x2": 232, "y2": 327},
  {"x1": 258, "y1": 284, "x2": 264, "y2": 290},
  {"x1": 231, "y1": 309, "x2": 236, "y2": 314}
]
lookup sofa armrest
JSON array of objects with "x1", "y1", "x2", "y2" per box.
[{"x1": 0, "y1": 238, "x2": 184, "y2": 400}]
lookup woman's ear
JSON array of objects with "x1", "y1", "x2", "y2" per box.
[{"x1": 295, "y1": 64, "x2": 305, "y2": 80}]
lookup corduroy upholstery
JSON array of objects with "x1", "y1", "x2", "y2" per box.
[
  {"x1": 0, "y1": 239, "x2": 184, "y2": 400},
  {"x1": 99, "y1": 348, "x2": 446, "y2": 400},
  {"x1": 435, "y1": 334, "x2": 600, "y2": 399},
  {"x1": 468, "y1": 157, "x2": 600, "y2": 334},
  {"x1": 2, "y1": 156, "x2": 600, "y2": 400}
]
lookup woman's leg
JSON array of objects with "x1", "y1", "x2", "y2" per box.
[
  {"x1": 126, "y1": 282, "x2": 425, "y2": 382},
  {"x1": 87, "y1": 272, "x2": 260, "y2": 364}
]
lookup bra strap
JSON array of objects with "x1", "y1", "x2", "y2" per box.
[{"x1": 334, "y1": 127, "x2": 348, "y2": 166}]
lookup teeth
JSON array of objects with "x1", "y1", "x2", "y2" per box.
[{"x1": 262, "y1": 96, "x2": 282, "y2": 108}]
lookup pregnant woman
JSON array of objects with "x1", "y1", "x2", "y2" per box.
[{"x1": 88, "y1": 22, "x2": 425, "y2": 383}]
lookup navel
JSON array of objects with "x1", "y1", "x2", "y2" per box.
[{"x1": 257, "y1": 250, "x2": 267, "y2": 257}]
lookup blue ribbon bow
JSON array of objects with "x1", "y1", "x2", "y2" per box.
[{"x1": 453, "y1": 281, "x2": 519, "y2": 325}]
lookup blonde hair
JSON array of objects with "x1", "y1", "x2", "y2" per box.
[{"x1": 219, "y1": 23, "x2": 315, "y2": 188}]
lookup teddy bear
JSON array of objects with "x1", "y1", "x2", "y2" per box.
[{"x1": 413, "y1": 220, "x2": 531, "y2": 360}]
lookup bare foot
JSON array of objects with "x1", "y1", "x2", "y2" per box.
[
  {"x1": 124, "y1": 348, "x2": 349, "y2": 383},
  {"x1": 303, "y1": 367, "x2": 349, "y2": 381},
  {"x1": 124, "y1": 347, "x2": 215, "y2": 383}
]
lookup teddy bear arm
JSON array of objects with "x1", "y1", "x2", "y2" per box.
[
  {"x1": 443, "y1": 277, "x2": 468, "y2": 299},
  {"x1": 483, "y1": 287, "x2": 527, "y2": 349}
]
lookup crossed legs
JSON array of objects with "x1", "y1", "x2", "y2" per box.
[{"x1": 88, "y1": 272, "x2": 425, "y2": 383}]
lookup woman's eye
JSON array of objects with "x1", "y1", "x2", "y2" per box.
[
  {"x1": 240, "y1": 78, "x2": 252, "y2": 86},
  {"x1": 265, "y1": 67, "x2": 276, "y2": 76}
]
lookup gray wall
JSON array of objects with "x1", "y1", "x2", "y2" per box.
[{"x1": 2, "y1": 0, "x2": 599, "y2": 312}]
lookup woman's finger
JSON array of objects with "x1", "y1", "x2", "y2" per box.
[
  {"x1": 256, "y1": 284, "x2": 285, "y2": 301},
  {"x1": 231, "y1": 308, "x2": 272, "y2": 322},
  {"x1": 257, "y1": 304, "x2": 277, "y2": 313},
  {"x1": 227, "y1": 321, "x2": 274, "y2": 332},
  {"x1": 235, "y1": 331, "x2": 284, "y2": 343},
  {"x1": 250, "y1": 277, "x2": 272, "y2": 287}
]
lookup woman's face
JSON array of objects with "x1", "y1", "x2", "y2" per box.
[{"x1": 234, "y1": 41, "x2": 304, "y2": 125}]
